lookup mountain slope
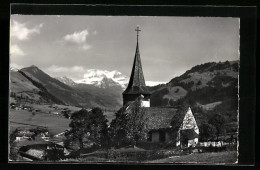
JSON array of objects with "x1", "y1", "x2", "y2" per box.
[
  {"x1": 19, "y1": 66, "x2": 81, "y2": 106},
  {"x1": 10, "y1": 69, "x2": 65, "y2": 104},
  {"x1": 10, "y1": 70, "x2": 42, "y2": 101},
  {"x1": 55, "y1": 76, "x2": 77, "y2": 86},
  {"x1": 72, "y1": 83, "x2": 123, "y2": 109},
  {"x1": 149, "y1": 61, "x2": 239, "y2": 112},
  {"x1": 18, "y1": 66, "x2": 123, "y2": 109}
]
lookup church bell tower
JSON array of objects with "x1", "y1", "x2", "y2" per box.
[{"x1": 122, "y1": 26, "x2": 151, "y2": 107}]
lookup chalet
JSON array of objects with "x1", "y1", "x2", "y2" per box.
[
  {"x1": 119, "y1": 26, "x2": 200, "y2": 147},
  {"x1": 19, "y1": 142, "x2": 66, "y2": 161}
]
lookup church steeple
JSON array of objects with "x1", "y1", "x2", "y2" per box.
[{"x1": 122, "y1": 26, "x2": 151, "y2": 106}]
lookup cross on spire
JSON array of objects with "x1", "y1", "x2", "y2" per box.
[{"x1": 135, "y1": 25, "x2": 141, "y2": 42}]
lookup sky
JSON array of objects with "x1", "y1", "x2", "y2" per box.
[{"x1": 10, "y1": 15, "x2": 240, "y2": 83}]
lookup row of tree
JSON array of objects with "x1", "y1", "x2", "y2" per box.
[
  {"x1": 10, "y1": 105, "x2": 229, "y2": 160},
  {"x1": 64, "y1": 103, "x2": 228, "y2": 152},
  {"x1": 64, "y1": 101, "x2": 148, "y2": 151}
]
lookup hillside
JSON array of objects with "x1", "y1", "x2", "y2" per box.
[
  {"x1": 10, "y1": 61, "x2": 239, "y2": 113},
  {"x1": 149, "y1": 60, "x2": 239, "y2": 126},
  {"x1": 55, "y1": 76, "x2": 77, "y2": 86},
  {"x1": 19, "y1": 66, "x2": 82, "y2": 106},
  {"x1": 12, "y1": 66, "x2": 122, "y2": 109},
  {"x1": 10, "y1": 70, "x2": 42, "y2": 102},
  {"x1": 73, "y1": 83, "x2": 123, "y2": 109}
]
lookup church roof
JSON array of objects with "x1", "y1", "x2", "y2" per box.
[
  {"x1": 122, "y1": 29, "x2": 151, "y2": 95},
  {"x1": 124, "y1": 100, "x2": 190, "y2": 131},
  {"x1": 143, "y1": 107, "x2": 178, "y2": 130}
]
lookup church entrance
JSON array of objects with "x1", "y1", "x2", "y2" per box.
[{"x1": 159, "y1": 131, "x2": 166, "y2": 142}]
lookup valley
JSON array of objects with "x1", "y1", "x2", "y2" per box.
[
  {"x1": 9, "y1": 60, "x2": 239, "y2": 145},
  {"x1": 9, "y1": 60, "x2": 239, "y2": 163},
  {"x1": 9, "y1": 103, "x2": 116, "y2": 135}
]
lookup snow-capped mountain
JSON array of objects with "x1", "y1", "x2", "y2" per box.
[
  {"x1": 146, "y1": 81, "x2": 166, "y2": 86},
  {"x1": 55, "y1": 76, "x2": 77, "y2": 86},
  {"x1": 76, "y1": 69, "x2": 129, "y2": 89},
  {"x1": 10, "y1": 67, "x2": 19, "y2": 72},
  {"x1": 56, "y1": 69, "x2": 165, "y2": 89}
]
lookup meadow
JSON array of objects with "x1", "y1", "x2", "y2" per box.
[
  {"x1": 146, "y1": 151, "x2": 237, "y2": 164},
  {"x1": 9, "y1": 109, "x2": 71, "y2": 135},
  {"x1": 9, "y1": 103, "x2": 116, "y2": 135}
]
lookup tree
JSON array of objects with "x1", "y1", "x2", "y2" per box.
[
  {"x1": 9, "y1": 129, "x2": 19, "y2": 160},
  {"x1": 196, "y1": 80, "x2": 202, "y2": 85},
  {"x1": 209, "y1": 113, "x2": 226, "y2": 140},
  {"x1": 170, "y1": 107, "x2": 186, "y2": 144},
  {"x1": 126, "y1": 100, "x2": 148, "y2": 145},
  {"x1": 110, "y1": 100, "x2": 148, "y2": 147},
  {"x1": 64, "y1": 108, "x2": 108, "y2": 150},
  {"x1": 199, "y1": 122, "x2": 217, "y2": 141},
  {"x1": 109, "y1": 107, "x2": 129, "y2": 147}
]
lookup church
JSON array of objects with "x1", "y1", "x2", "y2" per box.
[{"x1": 120, "y1": 26, "x2": 199, "y2": 147}]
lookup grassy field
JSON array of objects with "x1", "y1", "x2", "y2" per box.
[
  {"x1": 146, "y1": 151, "x2": 237, "y2": 164},
  {"x1": 27, "y1": 104, "x2": 82, "y2": 114},
  {"x1": 9, "y1": 103, "x2": 116, "y2": 135},
  {"x1": 163, "y1": 86, "x2": 188, "y2": 101},
  {"x1": 9, "y1": 109, "x2": 71, "y2": 135}
]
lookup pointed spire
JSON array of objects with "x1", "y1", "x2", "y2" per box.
[
  {"x1": 123, "y1": 26, "x2": 150, "y2": 95},
  {"x1": 135, "y1": 25, "x2": 141, "y2": 43}
]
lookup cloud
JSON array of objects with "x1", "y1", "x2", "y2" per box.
[
  {"x1": 10, "y1": 63, "x2": 24, "y2": 70},
  {"x1": 46, "y1": 65, "x2": 86, "y2": 73},
  {"x1": 64, "y1": 30, "x2": 89, "y2": 44},
  {"x1": 10, "y1": 20, "x2": 43, "y2": 40},
  {"x1": 63, "y1": 29, "x2": 92, "y2": 50},
  {"x1": 10, "y1": 44, "x2": 25, "y2": 56},
  {"x1": 82, "y1": 44, "x2": 91, "y2": 50},
  {"x1": 45, "y1": 65, "x2": 88, "y2": 80}
]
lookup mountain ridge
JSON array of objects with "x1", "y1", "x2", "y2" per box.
[
  {"x1": 149, "y1": 60, "x2": 239, "y2": 110},
  {"x1": 75, "y1": 69, "x2": 128, "y2": 89},
  {"x1": 11, "y1": 65, "x2": 123, "y2": 109},
  {"x1": 10, "y1": 60, "x2": 239, "y2": 112}
]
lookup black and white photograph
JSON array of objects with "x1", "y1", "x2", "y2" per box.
[{"x1": 9, "y1": 14, "x2": 240, "y2": 164}]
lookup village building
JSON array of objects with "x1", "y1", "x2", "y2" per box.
[{"x1": 120, "y1": 26, "x2": 200, "y2": 146}]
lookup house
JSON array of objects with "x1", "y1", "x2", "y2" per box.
[
  {"x1": 19, "y1": 142, "x2": 65, "y2": 161},
  {"x1": 116, "y1": 26, "x2": 200, "y2": 147},
  {"x1": 52, "y1": 112, "x2": 59, "y2": 115},
  {"x1": 15, "y1": 106, "x2": 22, "y2": 110}
]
